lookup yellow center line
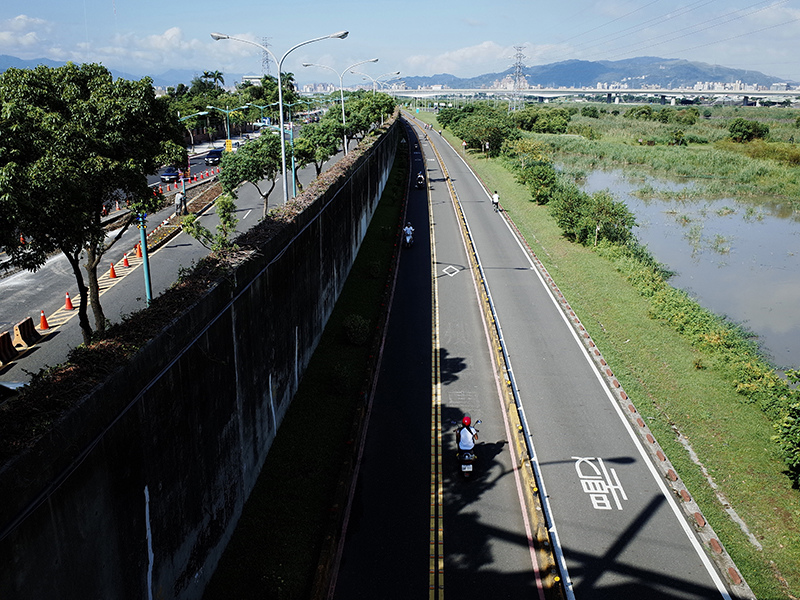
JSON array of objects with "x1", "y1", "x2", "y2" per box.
[{"x1": 428, "y1": 132, "x2": 444, "y2": 600}]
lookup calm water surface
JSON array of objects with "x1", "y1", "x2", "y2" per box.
[{"x1": 582, "y1": 170, "x2": 800, "y2": 369}]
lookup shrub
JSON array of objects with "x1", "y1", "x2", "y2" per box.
[
  {"x1": 581, "y1": 106, "x2": 600, "y2": 118},
  {"x1": 343, "y1": 314, "x2": 370, "y2": 346},
  {"x1": 728, "y1": 117, "x2": 770, "y2": 142}
]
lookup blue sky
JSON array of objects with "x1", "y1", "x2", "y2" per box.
[{"x1": 1, "y1": 1, "x2": 799, "y2": 84}]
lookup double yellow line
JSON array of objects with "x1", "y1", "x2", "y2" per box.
[{"x1": 428, "y1": 152, "x2": 445, "y2": 599}]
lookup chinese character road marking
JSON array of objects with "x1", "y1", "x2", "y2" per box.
[{"x1": 573, "y1": 456, "x2": 628, "y2": 510}]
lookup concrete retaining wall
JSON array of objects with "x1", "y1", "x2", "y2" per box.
[{"x1": 0, "y1": 120, "x2": 400, "y2": 600}]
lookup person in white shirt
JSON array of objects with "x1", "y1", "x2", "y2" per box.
[{"x1": 457, "y1": 416, "x2": 478, "y2": 451}]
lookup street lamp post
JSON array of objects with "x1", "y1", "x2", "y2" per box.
[
  {"x1": 302, "y1": 58, "x2": 378, "y2": 155},
  {"x1": 211, "y1": 30, "x2": 348, "y2": 205},
  {"x1": 205, "y1": 104, "x2": 249, "y2": 144},
  {"x1": 351, "y1": 70, "x2": 400, "y2": 94},
  {"x1": 283, "y1": 99, "x2": 315, "y2": 197},
  {"x1": 178, "y1": 110, "x2": 209, "y2": 194}
]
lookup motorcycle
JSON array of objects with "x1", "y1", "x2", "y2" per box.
[
  {"x1": 456, "y1": 419, "x2": 481, "y2": 478},
  {"x1": 415, "y1": 173, "x2": 425, "y2": 189}
]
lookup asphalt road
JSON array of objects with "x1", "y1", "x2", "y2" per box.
[
  {"x1": 330, "y1": 122, "x2": 544, "y2": 599},
  {"x1": 329, "y1": 117, "x2": 735, "y2": 600},
  {"x1": 427, "y1": 122, "x2": 734, "y2": 599},
  {"x1": 0, "y1": 138, "x2": 350, "y2": 385}
]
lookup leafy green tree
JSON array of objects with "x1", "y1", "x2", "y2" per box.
[
  {"x1": 182, "y1": 193, "x2": 238, "y2": 253},
  {"x1": 676, "y1": 107, "x2": 699, "y2": 126},
  {"x1": 728, "y1": 117, "x2": 769, "y2": 142},
  {"x1": 581, "y1": 105, "x2": 600, "y2": 118},
  {"x1": 189, "y1": 74, "x2": 218, "y2": 97},
  {"x1": 217, "y1": 134, "x2": 282, "y2": 217},
  {"x1": 203, "y1": 70, "x2": 225, "y2": 90},
  {"x1": 294, "y1": 119, "x2": 340, "y2": 177},
  {"x1": 519, "y1": 164, "x2": 559, "y2": 204},
  {"x1": 624, "y1": 105, "x2": 654, "y2": 120},
  {"x1": 549, "y1": 188, "x2": 635, "y2": 246},
  {"x1": 0, "y1": 63, "x2": 185, "y2": 345},
  {"x1": 450, "y1": 110, "x2": 517, "y2": 157},
  {"x1": 512, "y1": 106, "x2": 571, "y2": 133}
]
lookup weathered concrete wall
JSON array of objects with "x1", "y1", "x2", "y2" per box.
[{"x1": 0, "y1": 120, "x2": 400, "y2": 600}]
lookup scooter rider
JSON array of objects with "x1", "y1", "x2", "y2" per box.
[
  {"x1": 403, "y1": 221, "x2": 415, "y2": 245},
  {"x1": 457, "y1": 416, "x2": 478, "y2": 451}
]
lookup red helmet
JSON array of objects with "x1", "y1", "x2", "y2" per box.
[{"x1": 462, "y1": 416, "x2": 471, "y2": 427}]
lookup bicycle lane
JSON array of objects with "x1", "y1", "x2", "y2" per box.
[{"x1": 429, "y1": 131, "x2": 737, "y2": 599}]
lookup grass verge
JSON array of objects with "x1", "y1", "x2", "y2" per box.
[
  {"x1": 202, "y1": 136, "x2": 408, "y2": 599},
  {"x1": 414, "y1": 109, "x2": 800, "y2": 600}
]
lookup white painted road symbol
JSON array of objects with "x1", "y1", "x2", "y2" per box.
[{"x1": 573, "y1": 456, "x2": 628, "y2": 510}]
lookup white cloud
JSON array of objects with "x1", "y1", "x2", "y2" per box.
[
  {"x1": 0, "y1": 14, "x2": 52, "y2": 51},
  {"x1": 404, "y1": 41, "x2": 510, "y2": 76}
]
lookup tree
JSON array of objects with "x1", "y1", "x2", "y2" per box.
[
  {"x1": 450, "y1": 111, "x2": 517, "y2": 157},
  {"x1": 728, "y1": 117, "x2": 769, "y2": 143},
  {"x1": 0, "y1": 63, "x2": 185, "y2": 345},
  {"x1": 294, "y1": 119, "x2": 340, "y2": 177},
  {"x1": 581, "y1": 105, "x2": 600, "y2": 119},
  {"x1": 217, "y1": 134, "x2": 282, "y2": 217},
  {"x1": 549, "y1": 188, "x2": 635, "y2": 246},
  {"x1": 181, "y1": 194, "x2": 238, "y2": 253},
  {"x1": 203, "y1": 70, "x2": 225, "y2": 90}
]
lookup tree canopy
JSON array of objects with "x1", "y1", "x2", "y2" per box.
[
  {"x1": 217, "y1": 134, "x2": 283, "y2": 217},
  {"x1": 0, "y1": 62, "x2": 185, "y2": 344}
]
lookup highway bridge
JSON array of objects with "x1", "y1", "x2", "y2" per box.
[{"x1": 393, "y1": 86, "x2": 800, "y2": 105}]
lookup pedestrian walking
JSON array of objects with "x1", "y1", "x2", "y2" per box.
[
  {"x1": 491, "y1": 191, "x2": 499, "y2": 212},
  {"x1": 175, "y1": 191, "x2": 184, "y2": 217}
]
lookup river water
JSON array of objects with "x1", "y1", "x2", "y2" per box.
[{"x1": 581, "y1": 170, "x2": 800, "y2": 369}]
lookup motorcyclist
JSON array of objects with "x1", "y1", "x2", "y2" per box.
[
  {"x1": 457, "y1": 416, "x2": 478, "y2": 452},
  {"x1": 416, "y1": 172, "x2": 424, "y2": 188},
  {"x1": 403, "y1": 221, "x2": 414, "y2": 243}
]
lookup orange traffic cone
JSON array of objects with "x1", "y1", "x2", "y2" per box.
[
  {"x1": 109, "y1": 263, "x2": 117, "y2": 279},
  {"x1": 39, "y1": 310, "x2": 49, "y2": 330},
  {"x1": 65, "y1": 292, "x2": 74, "y2": 310},
  {"x1": 136, "y1": 244, "x2": 143, "y2": 258},
  {"x1": 123, "y1": 254, "x2": 130, "y2": 268}
]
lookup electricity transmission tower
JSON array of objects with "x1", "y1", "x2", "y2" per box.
[
  {"x1": 261, "y1": 37, "x2": 272, "y2": 77},
  {"x1": 511, "y1": 45, "x2": 527, "y2": 111}
]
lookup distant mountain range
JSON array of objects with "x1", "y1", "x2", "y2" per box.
[
  {"x1": 0, "y1": 54, "x2": 793, "y2": 90},
  {"x1": 401, "y1": 57, "x2": 794, "y2": 90}
]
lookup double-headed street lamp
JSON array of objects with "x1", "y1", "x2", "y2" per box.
[
  {"x1": 302, "y1": 58, "x2": 378, "y2": 155},
  {"x1": 205, "y1": 104, "x2": 249, "y2": 145},
  {"x1": 211, "y1": 30, "x2": 348, "y2": 205},
  {"x1": 178, "y1": 110, "x2": 209, "y2": 152},
  {"x1": 351, "y1": 70, "x2": 400, "y2": 94}
]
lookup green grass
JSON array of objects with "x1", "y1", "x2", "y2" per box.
[
  {"x1": 203, "y1": 137, "x2": 408, "y2": 600},
  {"x1": 416, "y1": 108, "x2": 800, "y2": 599}
]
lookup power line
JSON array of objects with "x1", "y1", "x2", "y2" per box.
[{"x1": 603, "y1": 0, "x2": 791, "y2": 60}]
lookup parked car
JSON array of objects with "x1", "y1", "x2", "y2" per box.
[
  {"x1": 159, "y1": 166, "x2": 180, "y2": 183},
  {"x1": 205, "y1": 149, "x2": 223, "y2": 165}
]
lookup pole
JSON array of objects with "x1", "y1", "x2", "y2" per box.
[{"x1": 137, "y1": 216, "x2": 153, "y2": 306}]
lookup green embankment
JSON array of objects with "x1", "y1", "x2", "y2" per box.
[{"x1": 413, "y1": 109, "x2": 800, "y2": 600}]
